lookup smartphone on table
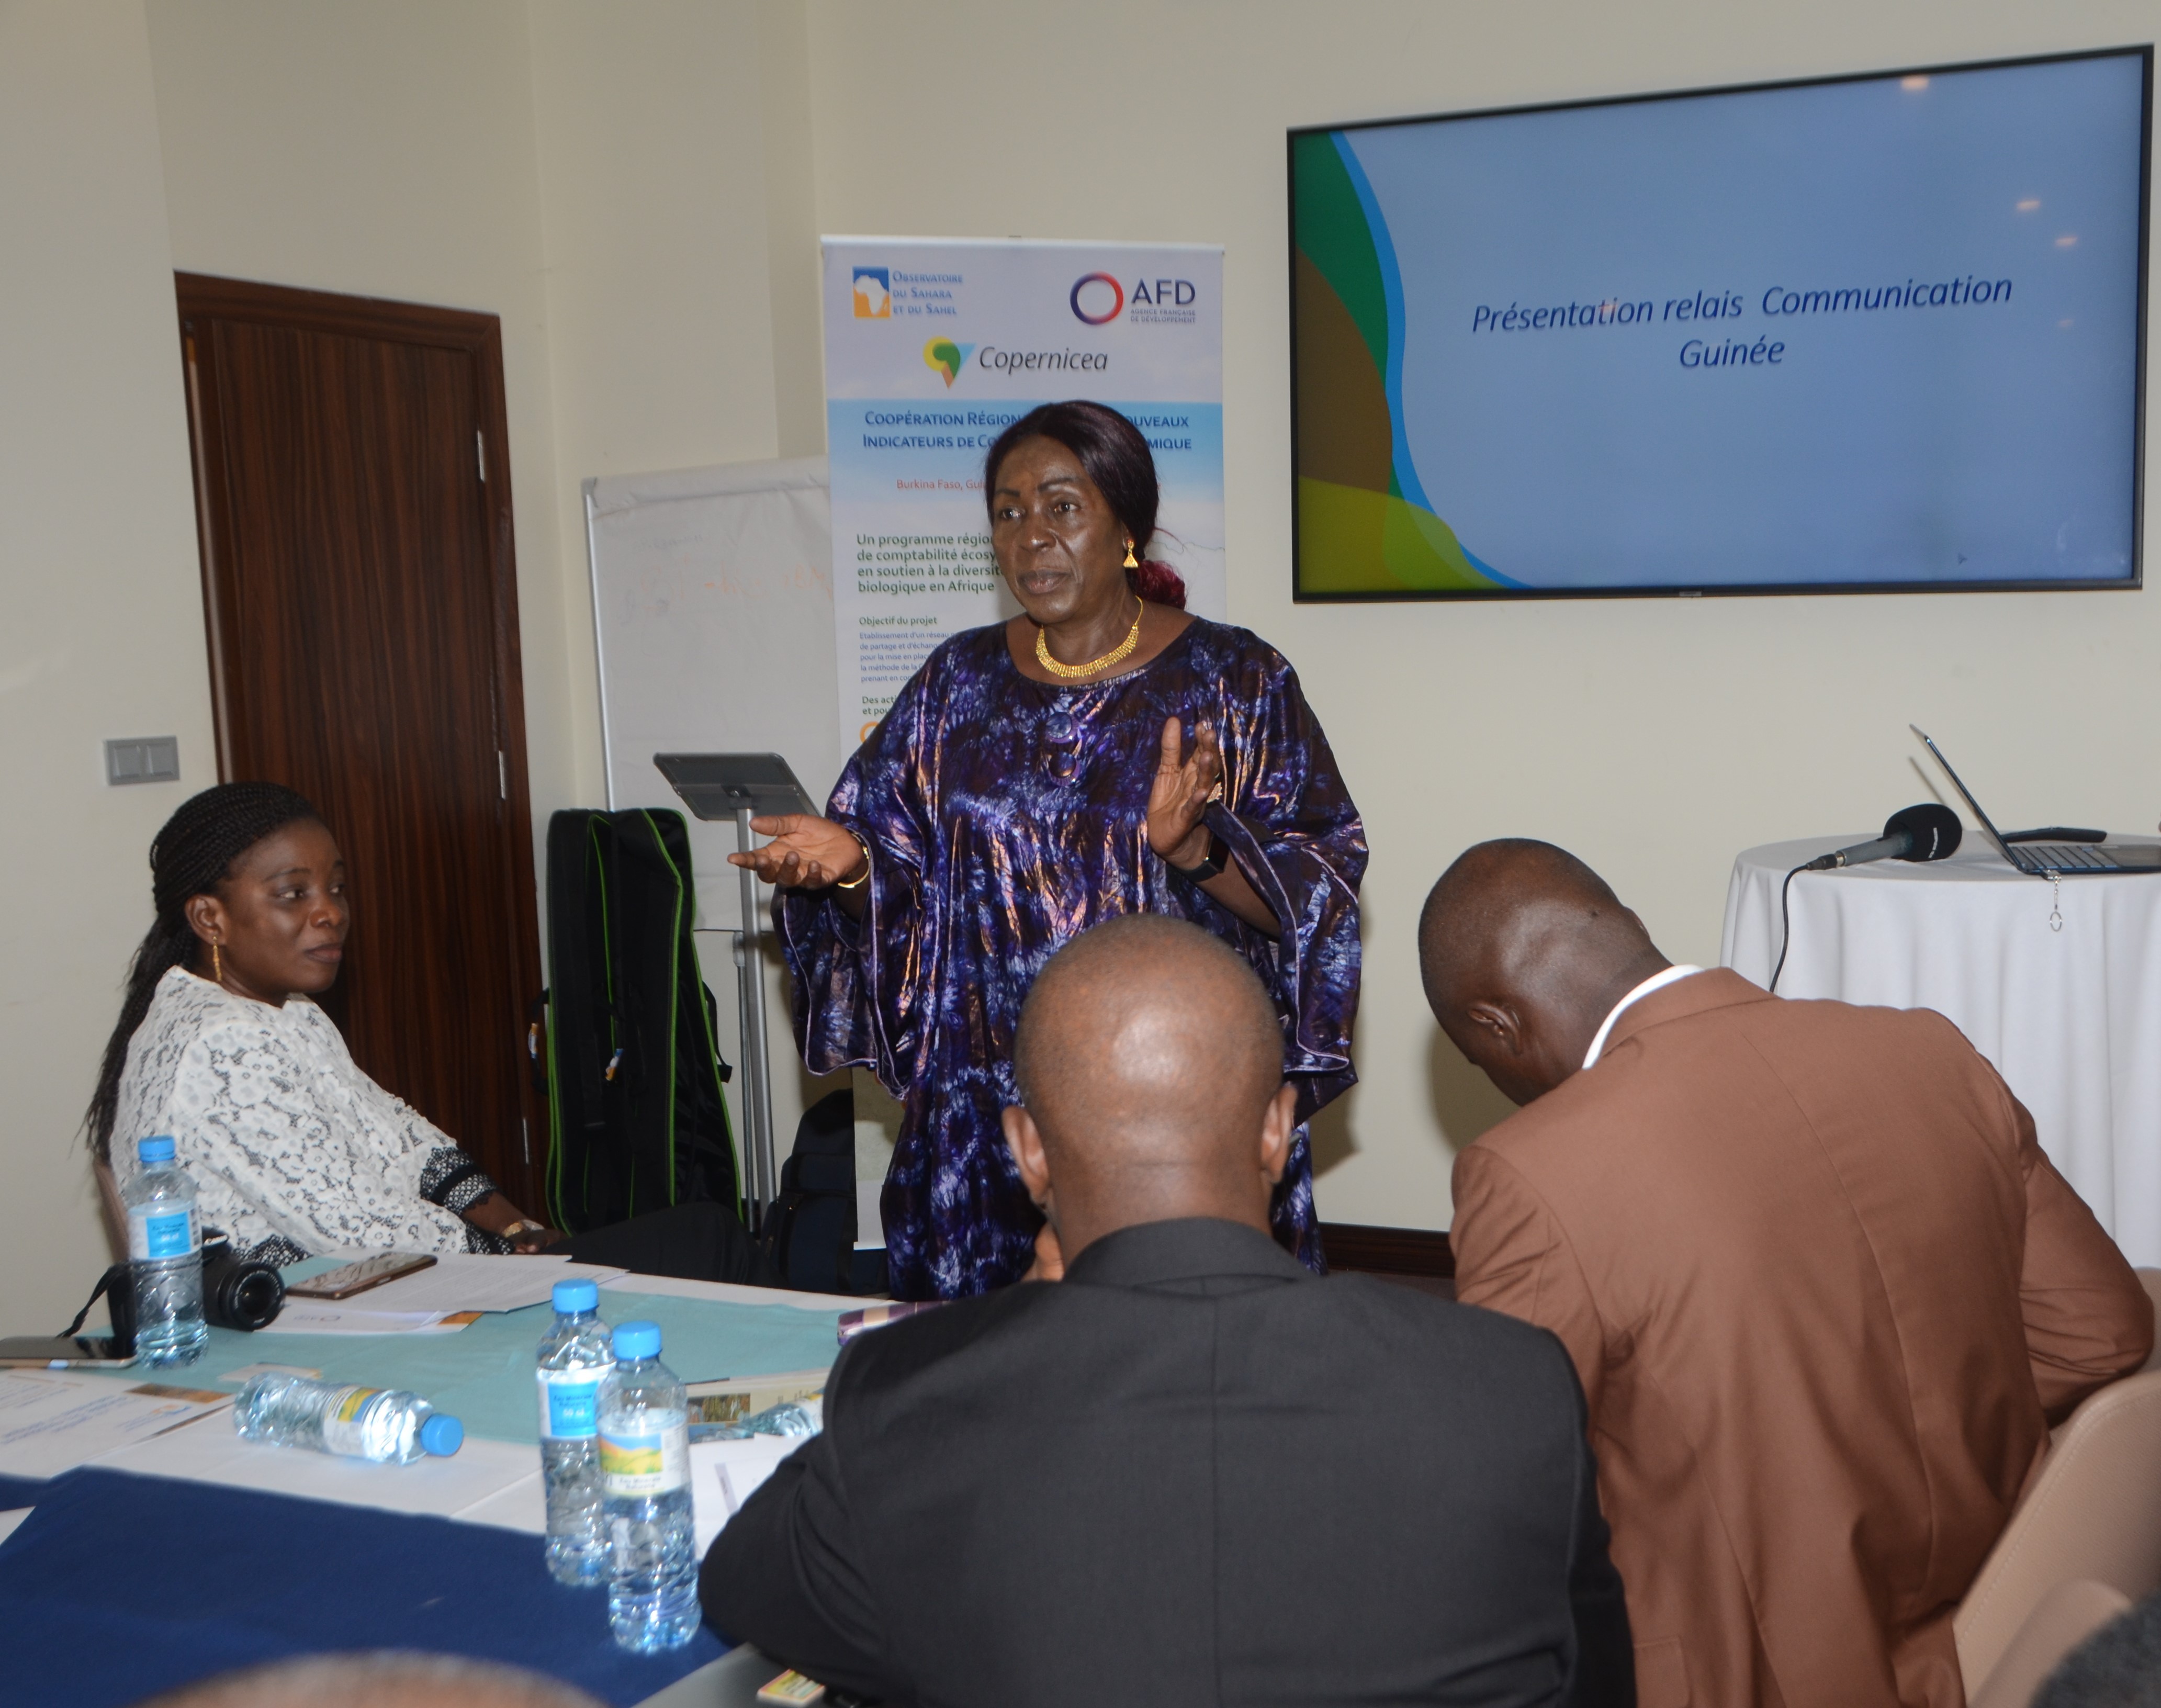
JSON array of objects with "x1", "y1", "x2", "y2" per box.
[
  {"x1": 286, "y1": 1252, "x2": 436, "y2": 1300},
  {"x1": 0, "y1": 1335, "x2": 136, "y2": 1368}
]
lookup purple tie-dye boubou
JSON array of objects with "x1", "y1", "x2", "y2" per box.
[{"x1": 774, "y1": 617, "x2": 1366, "y2": 1301}]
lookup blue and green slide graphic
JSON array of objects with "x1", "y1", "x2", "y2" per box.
[{"x1": 1292, "y1": 132, "x2": 1511, "y2": 593}]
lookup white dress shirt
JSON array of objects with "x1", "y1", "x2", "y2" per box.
[{"x1": 1582, "y1": 965, "x2": 1704, "y2": 1070}]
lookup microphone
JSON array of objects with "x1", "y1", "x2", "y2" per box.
[{"x1": 1805, "y1": 803, "x2": 1963, "y2": 872}]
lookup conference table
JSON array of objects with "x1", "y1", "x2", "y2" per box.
[
  {"x1": 1723, "y1": 835, "x2": 2161, "y2": 1266},
  {"x1": 0, "y1": 1264, "x2": 854, "y2": 1707}
]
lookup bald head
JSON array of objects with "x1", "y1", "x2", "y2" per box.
[
  {"x1": 137, "y1": 1654, "x2": 603, "y2": 1708},
  {"x1": 1419, "y1": 840, "x2": 1668, "y2": 1106},
  {"x1": 1007, "y1": 916, "x2": 1295, "y2": 1258}
]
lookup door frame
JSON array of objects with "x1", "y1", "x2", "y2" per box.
[{"x1": 174, "y1": 272, "x2": 547, "y2": 1206}]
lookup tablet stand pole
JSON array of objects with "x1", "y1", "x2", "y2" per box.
[
  {"x1": 734, "y1": 807, "x2": 776, "y2": 1220},
  {"x1": 650, "y1": 752, "x2": 814, "y2": 1231}
]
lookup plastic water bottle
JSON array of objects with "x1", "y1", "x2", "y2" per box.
[
  {"x1": 537, "y1": 1278, "x2": 615, "y2": 1586},
  {"x1": 599, "y1": 1321, "x2": 699, "y2": 1651},
  {"x1": 125, "y1": 1136, "x2": 206, "y2": 1366},
  {"x1": 233, "y1": 1372, "x2": 464, "y2": 1465}
]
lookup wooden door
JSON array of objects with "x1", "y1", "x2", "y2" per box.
[{"x1": 176, "y1": 273, "x2": 545, "y2": 1208}]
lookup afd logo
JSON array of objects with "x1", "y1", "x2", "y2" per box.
[
  {"x1": 852, "y1": 267, "x2": 891, "y2": 318},
  {"x1": 1070, "y1": 273, "x2": 1200, "y2": 324}
]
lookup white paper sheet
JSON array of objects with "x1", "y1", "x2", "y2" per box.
[
  {"x1": 336, "y1": 1255, "x2": 628, "y2": 1316},
  {"x1": 598, "y1": 1272, "x2": 856, "y2": 1311},
  {"x1": 688, "y1": 1435, "x2": 800, "y2": 1556},
  {"x1": 98, "y1": 1409, "x2": 539, "y2": 1520},
  {"x1": 254, "y1": 1302, "x2": 471, "y2": 1336},
  {"x1": 451, "y1": 1471, "x2": 546, "y2": 1534},
  {"x1": 0, "y1": 1369, "x2": 232, "y2": 1479}
]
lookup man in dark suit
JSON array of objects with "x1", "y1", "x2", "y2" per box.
[
  {"x1": 702, "y1": 913, "x2": 1634, "y2": 1707},
  {"x1": 1420, "y1": 839, "x2": 2152, "y2": 1708}
]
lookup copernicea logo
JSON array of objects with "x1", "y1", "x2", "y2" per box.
[
  {"x1": 923, "y1": 338, "x2": 976, "y2": 387},
  {"x1": 1069, "y1": 273, "x2": 1125, "y2": 325}
]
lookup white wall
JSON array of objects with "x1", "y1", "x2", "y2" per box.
[
  {"x1": 525, "y1": 0, "x2": 789, "y2": 822},
  {"x1": 142, "y1": 0, "x2": 582, "y2": 877},
  {"x1": 797, "y1": 0, "x2": 2161, "y2": 1228},
  {"x1": 0, "y1": 1, "x2": 216, "y2": 1323}
]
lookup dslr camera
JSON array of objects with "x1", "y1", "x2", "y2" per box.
[{"x1": 199, "y1": 1231, "x2": 286, "y2": 1332}]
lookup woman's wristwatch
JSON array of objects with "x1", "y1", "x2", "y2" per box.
[
  {"x1": 503, "y1": 1219, "x2": 548, "y2": 1241},
  {"x1": 1170, "y1": 832, "x2": 1229, "y2": 884}
]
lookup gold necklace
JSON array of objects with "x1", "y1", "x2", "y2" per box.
[{"x1": 1036, "y1": 599, "x2": 1143, "y2": 680}]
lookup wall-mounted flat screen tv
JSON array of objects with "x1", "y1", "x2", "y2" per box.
[{"x1": 1289, "y1": 48, "x2": 2151, "y2": 599}]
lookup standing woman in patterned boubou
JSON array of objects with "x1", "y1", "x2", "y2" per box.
[{"x1": 733, "y1": 400, "x2": 1365, "y2": 1300}]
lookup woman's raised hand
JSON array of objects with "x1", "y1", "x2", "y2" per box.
[
  {"x1": 727, "y1": 814, "x2": 868, "y2": 890},
  {"x1": 1146, "y1": 715, "x2": 1222, "y2": 868}
]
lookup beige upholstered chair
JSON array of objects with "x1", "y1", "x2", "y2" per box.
[
  {"x1": 1965, "y1": 1578, "x2": 2132, "y2": 1708},
  {"x1": 2139, "y1": 1267, "x2": 2161, "y2": 1374},
  {"x1": 1954, "y1": 1359, "x2": 2161, "y2": 1704}
]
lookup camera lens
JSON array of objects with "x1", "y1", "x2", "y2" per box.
[
  {"x1": 200, "y1": 1248, "x2": 285, "y2": 1332},
  {"x1": 223, "y1": 1268, "x2": 283, "y2": 1331}
]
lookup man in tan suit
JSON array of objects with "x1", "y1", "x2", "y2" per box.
[{"x1": 1421, "y1": 839, "x2": 2152, "y2": 1708}]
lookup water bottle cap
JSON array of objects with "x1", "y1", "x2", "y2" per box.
[
  {"x1": 612, "y1": 1320, "x2": 661, "y2": 1361},
  {"x1": 419, "y1": 1413, "x2": 464, "y2": 1456},
  {"x1": 137, "y1": 1135, "x2": 176, "y2": 1165},
  {"x1": 551, "y1": 1278, "x2": 600, "y2": 1315}
]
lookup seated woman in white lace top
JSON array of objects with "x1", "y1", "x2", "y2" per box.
[
  {"x1": 88, "y1": 783, "x2": 768, "y2": 1283},
  {"x1": 115, "y1": 965, "x2": 521, "y2": 1267}
]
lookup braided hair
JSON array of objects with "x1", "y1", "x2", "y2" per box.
[{"x1": 85, "y1": 782, "x2": 323, "y2": 1160}]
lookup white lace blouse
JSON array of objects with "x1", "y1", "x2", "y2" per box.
[{"x1": 112, "y1": 967, "x2": 505, "y2": 1265}]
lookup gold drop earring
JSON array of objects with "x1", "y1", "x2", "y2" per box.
[
  {"x1": 1123, "y1": 540, "x2": 1139, "y2": 569},
  {"x1": 210, "y1": 940, "x2": 222, "y2": 983}
]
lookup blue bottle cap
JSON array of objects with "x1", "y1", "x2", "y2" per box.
[
  {"x1": 551, "y1": 1278, "x2": 600, "y2": 1315},
  {"x1": 612, "y1": 1320, "x2": 661, "y2": 1361},
  {"x1": 137, "y1": 1135, "x2": 176, "y2": 1165},
  {"x1": 419, "y1": 1413, "x2": 464, "y2": 1456}
]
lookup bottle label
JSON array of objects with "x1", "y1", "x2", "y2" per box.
[
  {"x1": 128, "y1": 1203, "x2": 197, "y2": 1262},
  {"x1": 537, "y1": 1368, "x2": 608, "y2": 1440},
  {"x1": 599, "y1": 1413, "x2": 689, "y2": 1496},
  {"x1": 319, "y1": 1386, "x2": 381, "y2": 1458}
]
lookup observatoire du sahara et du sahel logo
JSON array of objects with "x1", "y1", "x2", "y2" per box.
[
  {"x1": 923, "y1": 338, "x2": 975, "y2": 387},
  {"x1": 1070, "y1": 271, "x2": 1198, "y2": 327},
  {"x1": 852, "y1": 266, "x2": 891, "y2": 318}
]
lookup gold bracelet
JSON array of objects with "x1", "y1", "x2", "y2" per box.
[{"x1": 835, "y1": 837, "x2": 872, "y2": 891}]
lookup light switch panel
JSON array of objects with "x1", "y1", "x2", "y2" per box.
[{"x1": 105, "y1": 737, "x2": 181, "y2": 786}]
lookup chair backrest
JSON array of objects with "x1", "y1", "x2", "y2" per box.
[
  {"x1": 2136, "y1": 1269, "x2": 2161, "y2": 1373},
  {"x1": 92, "y1": 1159, "x2": 128, "y2": 1264},
  {"x1": 542, "y1": 808, "x2": 739, "y2": 1233},
  {"x1": 761, "y1": 1088, "x2": 861, "y2": 1294},
  {"x1": 1965, "y1": 1578, "x2": 2132, "y2": 1708},
  {"x1": 1955, "y1": 1368, "x2": 2161, "y2": 1696}
]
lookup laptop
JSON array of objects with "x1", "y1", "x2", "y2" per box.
[{"x1": 1912, "y1": 726, "x2": 2161, "y2": 874}]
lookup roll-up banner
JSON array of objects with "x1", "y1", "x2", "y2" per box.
[{"x1": 821, "y1": 238, "x2": 1224, "y2": 752}]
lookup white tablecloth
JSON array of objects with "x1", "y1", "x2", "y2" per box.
[{"x1": 1723, "y1": 836, "x2": 2161, "y2": 1264}]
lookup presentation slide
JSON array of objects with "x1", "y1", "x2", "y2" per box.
[{"x1": 1291, "y1": 52, "x2": 2147, "y2": 595}]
